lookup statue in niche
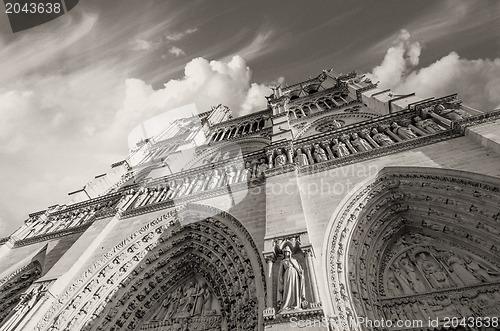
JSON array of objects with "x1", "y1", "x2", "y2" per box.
[
  {"x1": 391, "y1": 122, "x2": 417, "y2": 139},
  {"x1": 277, "y1": 246, "x2": 306, "y2": 312},
  {"x1": 274, "y1": 149, "x2": 287, "y2": 166},
  {"x1": 226, "y1": 165, "x2": 238, "y2": 184},
  {"x1": 433, "y1": 104, "x2": 471, "y2": 121},
  {"x1": 207, "y1": 169, "x2": 221, "y2": 190},
  {"x1": 312, "y1": 143, "x2": 328, "y2": 163},
  {"x1": 416, "y1": 252, "x2": 451, "y2": 289},
  {"x1": 294, "y1": 148, "x2": 309, "y2": 166},
  {"x1": 190, "y1": 173, "x2": 206, "y2": 194},
  {"x1": 371, "y1": 128, "x2": 394, "y2": 146},
  {"x1": 176, "y1": 178, "x2": 191, "y2": 196},
  {"x1": 351, "y1": 132, "x2": 372, "y2": 152},
  {"x1": 242, "y1": 161, "x2": 252, "y2": 181},
  {"x1": 255, "y1": 158, "x2": 268, "y2": 178},
  {"x1": 413, "y1": 116, "x2": 442, "y2": 133},
  {"x1": 332, "y1": 138, "x2": 350, "y2": 157}
]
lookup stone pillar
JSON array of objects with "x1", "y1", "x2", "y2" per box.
[
  {"x1": 303, "y1": 247, "x2": 320, "y2": 306},
  {"x1": 286, "y1": 148, "x2": 294, "y2": 164},
  {"x1": 360, "y1": 128, "x2": 379, "y2": 148},
  {"x1": 340, "y1": 134, "x2": 356, "y2": 154},
  {"x1": 266, "y1": 151, "x2": 274, "y2": 169},
  {"x1": 303, "y1": 146, "x2": 315, "y2": 165},
  {"x1": 263, "y1": 253, "x2": 276, "y2": 318}
]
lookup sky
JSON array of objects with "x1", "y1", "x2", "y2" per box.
[{"x1": 0, "y1": 0, "x2": 499, "y2": 237}]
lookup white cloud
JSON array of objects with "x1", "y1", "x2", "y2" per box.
[
  {"x1": 133, "y1": 39, "x2": 153, "y2": 51},
  {"x1": 112, "y1": 56, "x2": 273, "y2": 145},
  {"x1": 164, "y1": 28, "x2": 198, "y2": 41},
  {"x1": 367, "y1": 30, "x2": 500, "y2": 111},
  {"x1": 224, "y1": 30, "x2": 277, "y2": 62},
  {"x1": 169, "y1": 46, "x2": 185, "y2": 56}
]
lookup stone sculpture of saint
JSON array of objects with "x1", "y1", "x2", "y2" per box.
[
  {"x1": 278, "y1": 246, "x2": 306, "y2": 311},
  {"x1": 391, "y1": 122, "x2": 417, "y2": 139},
  {"x1": 226, "y1": 166, "x2": 238, "y2": 184},
  {"x1": 332, "y1": 138, "x2": 350, "y2": 157},
  {"x1": 207, "y1": 170, "x2": 221, "y2": 190},
  {"x1": 433, "y1": 104, "x2": 471, "y2": 121},
  {"x1": 274, "y1": 149, "x2": 287, "y2": 166},
  {"x1": 400, "y1": 257, "x2": 426, "y2": 292},
  {"x1": 182, "y1": 281, "x2": 198, "y2": 313},
  {"x1": 313, "y1": 144, "x2": 328, "y2": 163},
  {"x1": 295, "y1": 148, "x2": 309, "y2": 166},
  {"x1": 255, "y1": 158, "x2": 268, "y2": 178},
  {"x1": 351, "y1": 132, "x2": 372, "y2": 152},
  {"x1": 190, "y1": 174, "x2": 206, "y2": 194},
  {"x1": 413, "y1": 116, "x2": 442, "y2": 133},
  {"x1": 371, "y1": 128, "x2": 394, "y2": 146}
]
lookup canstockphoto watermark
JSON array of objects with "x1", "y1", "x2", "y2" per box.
[{"x1": 290, "y1": 316, "x2": 425, "y2": 329}]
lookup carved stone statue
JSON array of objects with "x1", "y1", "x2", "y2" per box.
[
  {"x1": 295, "y1": 148, "x2": 309, "y2": 166},
  {"x1": 207, "y1": 170, "x2": 221, "y2": 190},
  {"x1": 433, "y1": 104, "x2": 471, "y2": 120},
  {"x1": 312, "y1": 144, "x2": 328, "y2": 163},
  {"x1": 416, "y1": 252, "x2": 450, "y2": 288},
  {"x1": 274, "y1": 149, "x2": 287, "y2": 166},
  {"x1": 351, "y1": 132, "x2": 372, "y2": 152},
  {"x1": 332, "y1": 138, "x2": 349, "y2": 157},
  {"x1": 331, "y1": 119, "x2": 342, "y2": 129},
  {"x1": 190, "y1": 174, "x2": 206, "y2": 194},
  {"x1": 255, "y1": 158, "x2": 268, "y2": 178},
  {"x1": 371, "y1": 128, "x2": 394, "y2": 146},
  {"x1": 447, "y1": 254, "x2": 479, "y2": 285},
  {"x1": 278, "y1": 246, "x2": 306, "y2": 311},
  {"x1": 391, "y1": 122, "x2": 417, "y2": 139},
  {"x1": 226, "y1": 166, "x2": 238, "y2": 184},
  {"x1": 413, "y1": 116, "x2": 442, "y2": 133}
]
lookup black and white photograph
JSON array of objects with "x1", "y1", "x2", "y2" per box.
[{"x1": 0, "y1": 1, "x2": 499, "y2": 330}]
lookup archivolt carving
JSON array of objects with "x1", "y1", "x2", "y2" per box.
[
  {"x1": 0, "y1": 261, "x2": 42, "y2": 326},
  {"x1": 325, "y1": 168, "x2": 500, "y2": 330},
  {"x1": 38, "y1": 204, "x2": 265, "y2": 331}
]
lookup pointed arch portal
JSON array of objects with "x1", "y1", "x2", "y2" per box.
[
  {"x1": 37, "y1": 204, "x2": 266, "y2": 331},
  {"x1": 325, "y1": 167, "x2": 500, "y2": 330}
]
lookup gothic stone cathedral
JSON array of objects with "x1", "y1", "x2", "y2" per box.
[{"x1": 1, "y1": 70, "x2": 499, "y2": 331}]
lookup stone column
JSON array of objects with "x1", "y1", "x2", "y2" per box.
[
  {"x1": 286, "y1": 148, "x2": 294, "y2": 164},
  {"x1": 321, "y1": 141, "x2": 335, "y2": 159},
  {"x1": 340, "y1": 134, "x2": 357, "y2": 154},
  {"x1": 303, "y1": 146, "x2": 315, "y2": 165},
  {"x1": 360, "y1": 128, "x2": 379, "y2": 148},
  {"x1": 266, "y1": 151, "x2": 274, "y2": 169},
  {"x1": 263, "y1": 253, "x2": 276, "y2": 317},
  {"x1": 303, "y1": 247, "x2": 321, "y2": 306}
]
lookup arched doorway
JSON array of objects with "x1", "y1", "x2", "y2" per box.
[
  {"x1": 37, "y1": 204, "x2": 266, "y2": 331},
  {"x1": 325, "y1": 167, "x2": 500, "y2": 330}
]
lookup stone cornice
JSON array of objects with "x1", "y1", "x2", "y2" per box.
[{"x1": 12, "y1": 223, "x2": 93, "y2": 247}]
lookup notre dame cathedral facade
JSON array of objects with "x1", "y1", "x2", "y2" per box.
[{"x1": 1, "y1": 69, "x2": 499, "y2": 331}]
